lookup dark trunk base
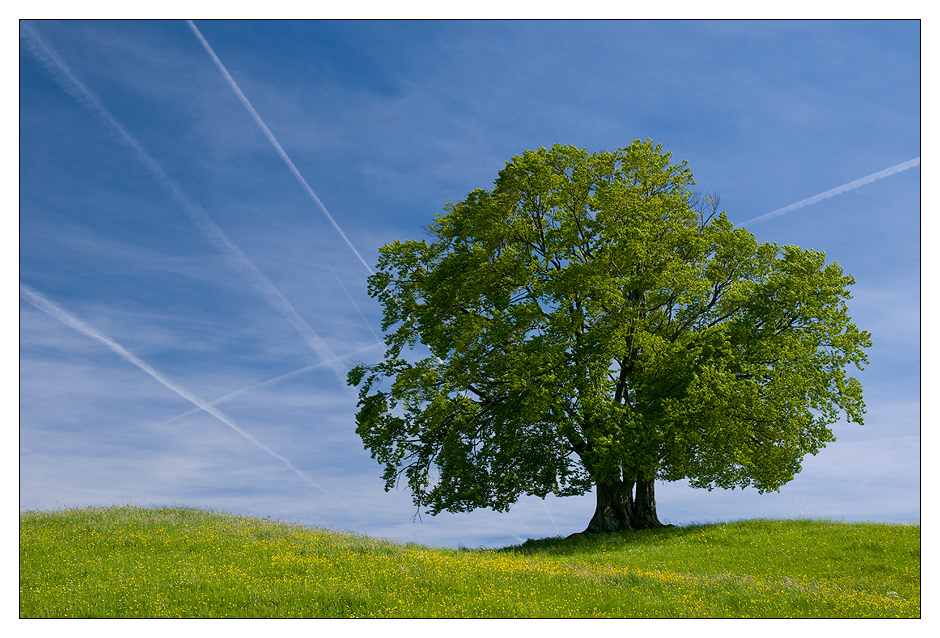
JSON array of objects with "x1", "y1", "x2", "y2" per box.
[{"x1": 582, "y1": 478, "x2": 668, "y2": 534}]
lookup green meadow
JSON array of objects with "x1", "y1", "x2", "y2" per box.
[{"x1": 20, "y1": 505, "x2": 919, "y2": 618}]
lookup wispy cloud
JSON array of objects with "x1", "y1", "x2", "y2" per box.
[
  {"x1": 187, "y1": 20, "x2": 375, "y2": 277},
  {"x1": 19, "y1": 283, "x2": 326, "y2": 494},
  {"x1": 20, "y1": 21, "x2": 346, "y2": 384},
  {"x1": 741, "y1": 158, "x2": 921, "y2": 226}
]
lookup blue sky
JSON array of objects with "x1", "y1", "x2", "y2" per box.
[{"x1": 19, "y1": 19, "x2": 920, "y2": 549}]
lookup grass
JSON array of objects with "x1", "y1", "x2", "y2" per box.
[{"x1": 19, "y1": 505, "x2": 919, "y2": 618}]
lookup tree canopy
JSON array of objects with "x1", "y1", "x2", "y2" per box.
[{"x1": 348, "y1": 140, "x2": 871, "y2": 532}]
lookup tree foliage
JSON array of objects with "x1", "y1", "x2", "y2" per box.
[{"x1": 348, "y1": 140, "x2": 871, "y2": 524}]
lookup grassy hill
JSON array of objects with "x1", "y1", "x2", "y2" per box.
[{"x1": 19, "y1": 505, "x2": 919, "y2": 618}]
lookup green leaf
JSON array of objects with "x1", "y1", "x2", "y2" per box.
[{"x1": 346, "y1": 140, "x2": 871, "y2": 515}]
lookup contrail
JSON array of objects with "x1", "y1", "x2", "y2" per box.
[
  {"x1": 741, "y1": 158, "x2": 920, "y2": 226},
  {"x1": 20, "y1": 283, "x2": 327, "y2": 493},
  {"x1": 541, "y1": 502, "x2": 560, "y2": 534},
  {"x1": 186, "y1": 20, "x2": 375, "y2": 276},
  {"x1": 21, "y1": 21, "x2": 346, "y2": 384},
  {"x1": 164, "y1": 341, "x2": 383, "y2": 425},
  {"x1": 164, "y1": 364, "x2": 324, "y2": 425},
  {"x1": 329, "y1": 266, "x2": 383, "y2": 345}
]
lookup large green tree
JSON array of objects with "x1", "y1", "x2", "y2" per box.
[{"x1": 348, "y1": 140, "x2": 871, "y2": 533}]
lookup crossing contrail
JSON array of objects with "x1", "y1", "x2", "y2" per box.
[
  {"x1": 741, "y1": 157, "x2": 920, "y2": 226},
  {"x1": 21, "y1": 21, "x2": 347, "y2": 384},
  {"x1": 20, "y1": 283, "x2": 327, "y2": 494},
  {"x1": 329, "y1": 266, "x2": 383, "y2": 345},
  {"x1": 186, "y1": 20, "x2": 374, "y2": 276},
  {"x1": 164, "y1": 364, "x2": 324, "y2": 425},
  {"x1": 163, "y1": 341, "x2": 383, "y2": 425}
]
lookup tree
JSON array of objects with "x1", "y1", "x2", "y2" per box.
[{"x1": 348, "y1": 140, "x2": 871, "y2": 534}]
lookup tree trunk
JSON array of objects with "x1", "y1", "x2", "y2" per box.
[
  {"x1": 584, "y1": 479, "x2": 634, "y2": 533},
  {"x1": 633, "y1": 478, "x2": 665, "y2": 528},
  {"x1": 583, "y1": 477, "x2": 666, "y2": 534}
]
